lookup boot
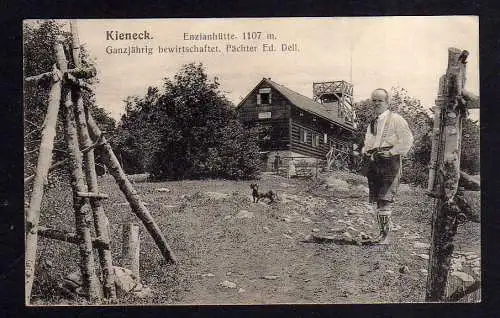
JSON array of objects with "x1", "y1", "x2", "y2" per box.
[{"x1": 377, "y1": 215, "x2": 392, "y2": 245}]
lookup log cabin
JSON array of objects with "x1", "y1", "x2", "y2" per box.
[{"x1": 237, "y1": 78, "x2": 357, "y2": 170}]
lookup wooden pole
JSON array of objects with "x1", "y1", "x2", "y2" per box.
[
  {"x1": 86, "y1": 113, "x2": 177, "y2": 264},
  {"x1": 24, "y1": 59, "x2": 63, "y2": 304},
  {"x1": 59, "y1": 34, "x2": 101, "y2": 301},
  {"x1": 38, "y1": 226, "x2": 109, "y2": 249},
  {"x1": 425, "y1": 48, "x2": 469, "y2": 301},
  {"x1": 122, "y1": 223, "x2": 140, "y2": 280},
  {"x1": 70, "y1": 20, "x2": 116, "y2": 300}
]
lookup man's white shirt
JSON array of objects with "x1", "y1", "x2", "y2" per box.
[{"x1": 361, "y1": 110, "x2": 414, "y2": 156}]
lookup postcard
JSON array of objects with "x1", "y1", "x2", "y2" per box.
[{"x1": 23, "y1": 17, "x2": 480, "y2": 305}]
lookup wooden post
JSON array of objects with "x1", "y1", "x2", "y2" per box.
[
  {"x1": 70, "y1": 20, "x2": 116, "y2": 300},
  {"x1": 59, "y1": 36, "x2": 101, "y2": 301},
  {"x1": 425, "y1": 48, "x2": 469, "y2": 301},
  {"x1": 122, "y1": 223, "x2": 140, "y2": 280},
  {"x1": 86, "y1": 113, "x2": 177, "y2": 264},
  {"x1": 24, "y1": 54, "x2": 63, "y2": 304}
]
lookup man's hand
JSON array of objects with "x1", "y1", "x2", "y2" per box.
[{"x1": 376, "y1": 150, "x2": 394, "y2": 158}]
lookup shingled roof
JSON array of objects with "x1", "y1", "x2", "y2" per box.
[{"x1": 238, "y1": 78, "x2": 355, "y2": 131}]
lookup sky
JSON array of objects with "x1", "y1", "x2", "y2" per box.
[{"x1": 69, "y1": 17, "x2": 479, "y2": 121}]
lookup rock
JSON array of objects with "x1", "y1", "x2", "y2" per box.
[
  {"x1": 352, "y1": 184, "x2": 369, "y2": 194},
  {"x1": 201, "y1": 273, "x2": 215, "y2": 278},
  {"x1": 238, "y1": 288, "x2": 246, "y2": 293},
  {"x1": 342, "y1": 232, "x2": 353, "y2": 240},
  {"x1": 417, "y1": 254, "x2": 430, "y2": 260},
  {"x1": 283, "y1": 234, "x2": 293, "y2": 239},
  {"x1": 226, "y1": 272, "x2": 232, "y2": 276},
  {"x1": 223, "y1": 215, "x2": 232, "y2": 220},
  {"x1": 263, "y1": 226, "x2": 271, "y2": 233},
  {"x1": 312, "y1": 228, "x2": 320, "y2": 233},
  {"x1": 466, "y1": 254, "x2": 478, "y2": 260},
  {"x1": 347, "y1": 226, "x2": 359, "y2": 233},
  {"x1": 385, "y1": 270, "x2": 395, "y2": 275},
  {"x1": 162, "y1": 204, "x2": 178, "y2": 209},
  {"x1": 413, "y1": 242, "x2": 430, "y2": 249},
  {"x1": 236, "y1": 210, "x2": 254, "y2": 219},
  {"x1": 156, "y1": 188, "x2": 170, "y2": 192},
  {"x1": 301, "y1": 217, "x2": 312, "y2": 223},
  {"x1": 303, "y1": 234, "x2": 313, "y2": 241},
  {"x1": 451, "y1": 271, "x2": 475, "y2": 283},
  {"x1": 347, "y1": 209, "x2": 360, "y2": 215},
  {"x1": 220, "y1": 280, "x2": 237, "y2": 289},
  {"x1": 359, "y1": 232, "x2": 370, "y2": 240},
  {"x1": 399, "y1": 266, "x2": 410, "y2": 274},
  {"x1": 262, "y1": 275, "x2": 280, "y2": 280},
  {"x1": 282, "y1": 216, "x2": 292, "y2": 223},
  {"x1": 326, "y1": 178, "x2": 350, "y2": 191},
  {"x1": 328, "y1": 227, "x2": 344, "y2": 233},
  {"x1": 420, "y1": 269, "x2": 428, "y2": 275},
  {"x1": 205, "y1": 192, "x2": 230, "y2": 200},
  {"x1": 399, "y1": 183, "x2": 411, "y2": 193}
]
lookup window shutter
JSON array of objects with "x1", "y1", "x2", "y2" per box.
[
  {"x1": 257, "y1": 94, "x2": 261, "y2": 105},
  {"x1": 324, "y1": 133, "x2": 327, "y2": 143}
]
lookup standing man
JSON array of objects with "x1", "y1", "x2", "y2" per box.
[{"x1": 361, "y1": 88, "x2": 414, "y2": 245}]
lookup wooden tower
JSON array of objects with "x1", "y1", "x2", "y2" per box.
[{"x1": 313, "y1": 80, "x2": 355, "y2": 125}]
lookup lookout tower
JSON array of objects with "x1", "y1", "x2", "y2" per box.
[{"x1": 313, "y1": 80, "x2": 355, "y2": 126}]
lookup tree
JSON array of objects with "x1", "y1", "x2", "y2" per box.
[
  {"x1": 116, "y1": 63, "x2": 261, "y2": 180},
  {"x1": 23, "y1": 20, "x2": 116, "y2": 182}
]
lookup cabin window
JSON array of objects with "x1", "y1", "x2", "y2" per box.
[
  {"x1": 312, "y1": 134, "x2": 320, "y2": 147},
  {"x1": 299, "y1": 128, "x2": 307, "y2": 143},
  {"x1": 257, "y1": 88, "x2": 272, "y2": 105}
]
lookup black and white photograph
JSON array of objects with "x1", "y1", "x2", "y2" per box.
[{"x1": 23, "y1": 17, "x2": 480, "y2": 305}]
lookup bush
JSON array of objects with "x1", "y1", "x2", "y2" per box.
[
  {"x1": 119, "y1": 63, "x2": 261, "y2": 181},
  {"x1": 401, "y1": 159, "x2": 428, "y2": 187}
]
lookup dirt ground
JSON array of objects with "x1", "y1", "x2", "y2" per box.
[{"x1": 30, "y1": 171, "x2": 481, "y2": 305}]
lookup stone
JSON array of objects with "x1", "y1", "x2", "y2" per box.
[
  {"x1": 328, "y1": 227, "x2": 344, "y2": 233},
  {"x1": 301, "y1": 217, "x2": 312, "y2": 223},
  {"x1": 223, "y1": 215, "x2": 232, "y2": 220},
  {"x1": 420, "y1": 269, "x2": 428, "y2": 275},
  {"x1": 156, "y1": 188, "x2": 170, "y2": 192},
  {"x1": 312, "y1": 228, "x2": 320, "y2": 233},
  {"x1": 205, "y1": 192, "x2": 230, "y2": 200},
  {"x1": 347, "y1": 226, "x2": 359, "y2": 233},
  {"x1": 262, "y1": 275, "x2": 280, "y2": 280},
  {"x1": 263, "y1": 226, "x2": 271, "y2": 233},
  {"x1": 417, "y1": 254, "x2": 430, "y2": 260},
  {"x1": 342, "y1": 232, "x2": 353, "y2": 240},
  {"x1": 451, "y1": 271, "x2": 475, "y2": 283},
  {"x1": 220, "y1": 280, "x2": 237, "y2": 289},
  {"x1": 413, "y1": 242, "x2": 430, "y2": 249},
  {"x1": 238, "y1": 288, "x2": 246, "y2": 293},
  {"x1": 201, "y1": 273, "x2": 215, "y2": 278},
  {"x1": 283, "y1": 234, "x2": 293, "y2": 239},
  {"x1": 386, "y1": 270, "x2": 395, "y2": 275},
  {"x1": 399, "y1": 183, "x2": 411, "y2": 193},
  {"x1": 236, "y1": 210, "x2": 254, "y2": 219}
]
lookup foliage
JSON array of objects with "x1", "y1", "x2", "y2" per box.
[
  {"x1": 23, "y1": 20, "x2": 116, "y2": 183},
  {"x1": 114, "y1": 63, "x2": 261, "y2": 180},
  {"x1": 460, "y1": 118, "x2": 480, "y2": 174}
]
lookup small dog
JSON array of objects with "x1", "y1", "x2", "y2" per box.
[{"x1": 250, "y1": 183, "x2": 276, "y2": 203}]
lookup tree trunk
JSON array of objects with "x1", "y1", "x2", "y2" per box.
[
  {"x1": 59, "y1": 33, "x2": 101, "y2": 301},
  {"x1": 86, "y1": 113, "x2": 177, "y2": 264},
  {"x1": 71, "y1": 20, "x2": 116, "y2": 300},
  {"x1": 24, "y1": 49, "x2": 63, "y2": 305},
  {"x1": 426, "y1": 48, "x2": 469, "y2": 301},
  {"x1": 122, "y1": 223, "x2": 141, "y2": 280}
]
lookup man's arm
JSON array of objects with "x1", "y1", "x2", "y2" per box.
[{"x1": 390, "y1": 115, "x2": 414, "y2": 156}]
